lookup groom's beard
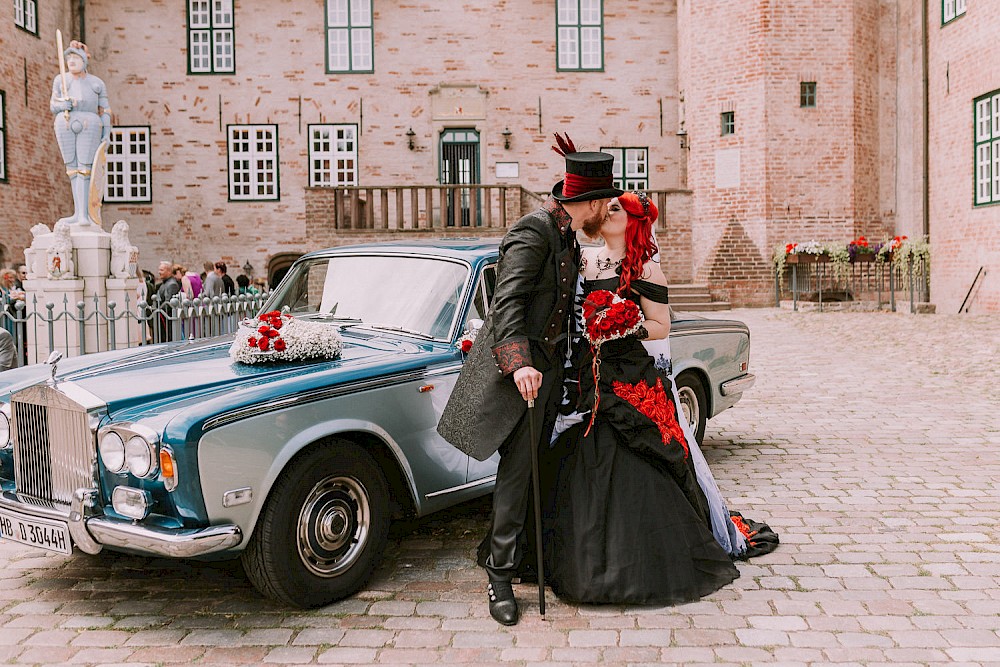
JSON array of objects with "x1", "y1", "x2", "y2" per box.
[{"x1": 580, "y1": 210, "x2": 607, "y2": 239}]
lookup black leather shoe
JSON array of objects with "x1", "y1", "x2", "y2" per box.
[{"x1": 487, "y1": 580, "x2": 519, "y2": 626}]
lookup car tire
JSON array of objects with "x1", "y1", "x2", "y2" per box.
[
  {"x1": 675, "y1": 372, "x2": 708, "y2": 445},
  {"x1": 242, "y1": 440, "x2": 391, "y2": 608}
]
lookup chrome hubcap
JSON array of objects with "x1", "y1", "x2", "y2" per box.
[
  {"x1": 297, "y1": 475, "x2": 370, "y2": 577},
  {"x1": 677, "y1": 385, "x2": 699, "y2": 433}
]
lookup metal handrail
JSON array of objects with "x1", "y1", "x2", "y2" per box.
[{"x1": 958, "y1": 266, "x2": 985, "y2": 313}]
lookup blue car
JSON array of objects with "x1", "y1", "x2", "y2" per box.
[{"x1": 0, "y1": 240, "x2": 755, "y2": 607}]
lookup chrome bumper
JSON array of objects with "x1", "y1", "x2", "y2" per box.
[
  {"x1": 721, "y1": 373, "x2": 756, "y2": 396},
  {"x1": 0, "y1": 488, "x2": 242, "y2": 559}
]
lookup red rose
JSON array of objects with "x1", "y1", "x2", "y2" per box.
[
  {"x1": 460, "y1": 339, "x2": 473, "y2": 353},
  {"x1": 258, "y1": 337, "x2": 270, "y2": 351},
  {"x1": 267, "y1": 327, "x2": 280, "y2": 338},
  {"x1": 271, "y1": 319, "x2": 283, "y2": 330},
  {"x1": 258, "y1": 325, "x2": 270, "y2": 335},
  {"x1": 273, "y1": 338, "x2": 287, "y2": 352},
  {"x1": 247, "y1": 336, "x2": 258, "y2": 348}
]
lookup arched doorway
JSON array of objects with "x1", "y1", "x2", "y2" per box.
[{"x1": 267, "y1": 252, "x2": 302, "y2": 291}]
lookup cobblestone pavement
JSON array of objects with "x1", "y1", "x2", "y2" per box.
[{"x1": 2, "y1": 308, "x2": 1000, "y2": 666}]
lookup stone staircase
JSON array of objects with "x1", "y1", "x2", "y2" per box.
[{"x1": 667, "y1": 284, "x2": 731, "y2": 312}]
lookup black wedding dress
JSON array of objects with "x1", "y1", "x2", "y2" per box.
[{"x1": 542, "y1": 277, "x2": 746, "y2": 605}]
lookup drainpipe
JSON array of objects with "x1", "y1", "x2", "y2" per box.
[
  {"x1": 78, "y1": 0, "x2": 86, "y2": 43},
  {"x1": 921, "y1": 0, "x2": 929, "y2": 242}
]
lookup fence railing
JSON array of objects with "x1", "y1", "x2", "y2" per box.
[
  {"x1": 1, "y1": 291, "x2": 269, "y2": 367},
  {"x1": 774, "y1": 256, "x2": 930, "y2": 312},
  {"x1": 305, "y1": 185, "x2": 693, "y2": 233}
]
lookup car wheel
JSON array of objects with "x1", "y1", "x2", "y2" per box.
[
  {"x1": 675, "y1": 372, "x2": 708, "y2": 445},
  {"x1": 242, "y1": 440, "x2": 390, "y2": 608}
]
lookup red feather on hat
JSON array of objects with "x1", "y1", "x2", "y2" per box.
[{"x1": 551, "y1": 132, "x2": 577, "y2": 157}]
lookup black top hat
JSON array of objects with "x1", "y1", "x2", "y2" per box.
[{"x1": 551, "y1": 152, "x2": 624, "y2": 203}]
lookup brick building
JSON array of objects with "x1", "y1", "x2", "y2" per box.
[{"x1": 0, "y1": 0, "x2": 997, "y2": 311}]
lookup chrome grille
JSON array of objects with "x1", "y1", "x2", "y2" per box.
[{"x1": 10, "y1": 384, "x2": 96, "y2": 510}]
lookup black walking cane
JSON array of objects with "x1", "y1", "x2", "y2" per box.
[{"x1": 527, "y1": 397, "x2": 546, "y2": 617}]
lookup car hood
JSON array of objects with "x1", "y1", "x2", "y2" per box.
[{"x1": 0, "y1": 331, "x2": 455, "y2": 429}]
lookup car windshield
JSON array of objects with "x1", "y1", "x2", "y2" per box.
[{"x1": 263, "y1": 254, "x2": 470, "y2": 340}]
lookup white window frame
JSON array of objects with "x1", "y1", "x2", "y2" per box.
[
  {"x1": 326, "y1": 0, "x2": 373, "y2": 73},
  {"x1": 105, "y1": 127, "x2": 151, "y2": 203},
  {"x1": 14, "y1": 0, "x2": 37, "y2": 34},
  {"x1": 556, "y1": 0, "x2": 603, "y2": 71},
  {"x1": 309, "y1": 124, "x2": 358, "y2": 186},
  {"x1": 228, "y1": 124, "x2": 279, "y2": 201},
  {"x1": 943, "y1": 0, "x2": 967, "y2": 24},
  {"x1": 188, "y1": 0, "x2": 235, "y2": 74},
  {"x1": 602, "y1": 147, "x2": 648, "y2": 191},
  {"x1": 974, "y1": 90, "x2": 1000, "y2": 206},
  {"x1": 0, "y1": 90, "x2": 6, "y2": 182}
]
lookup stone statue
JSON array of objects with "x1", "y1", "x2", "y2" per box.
[
  {"x1": 50, "y1": 37, "x2": 111, "y2": 227},
  {"x1": 46, "y1": 221, "x2": 76, "y2": 280},
  {"x1": 110, "y1": 220, "x2": 139, "y2": 279},
  {"x1": 23, "y1": 223, "x2": 51, "y2": 279}
]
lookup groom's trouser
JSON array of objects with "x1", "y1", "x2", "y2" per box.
[{"x1": 485, "y1": 368, "x2": 561, "y2": 582}]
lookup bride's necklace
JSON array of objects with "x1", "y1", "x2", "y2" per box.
[{"x1": 593, "y1": 253, "x2": 623, "y2": 273}]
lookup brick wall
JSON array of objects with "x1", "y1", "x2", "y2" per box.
[
  {"x1": 926, "y1": 2, "x2": 1000, "y2": 313},
  {"x1": 0, "y1": 3, "x2": 75, "y2": 266}
]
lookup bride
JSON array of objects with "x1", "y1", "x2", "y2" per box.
[{"x1": 544, "y1": 191, "x2": 778, "y2": 605}]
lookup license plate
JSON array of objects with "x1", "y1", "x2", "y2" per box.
[{"x1": 0, "y1": 508, "x2": 72, "y2": 555}]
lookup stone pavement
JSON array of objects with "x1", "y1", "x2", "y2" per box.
[{"x1": 2, "y1": 308, "x2": 999, "y2": 666}]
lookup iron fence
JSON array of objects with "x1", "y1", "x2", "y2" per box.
[
  {"x1": 1, "y1": 291, "x2": 269, "y2": 367},
  {"x1": 774, "y1": 256, "x2": 930, "y2": 312}
]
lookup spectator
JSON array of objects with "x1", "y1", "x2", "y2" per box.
[
  {"x1": 216, "y1": 262, "x2": 236, "y2": 296},
  {"x1": 154, "y1": 260, "x2": 181, "y2": 342},
  {"x1": 15, "y1": 265, "x2": 27, "y2": 290},
  {"x1": 236, "y1": 274, "x2": 259, "y2": 295},
  {"x1": 202, "y1": 260, "x2": 223, "y2": 297},
  {"x1": 0, "y1": 329, "x2": 16, "y2": 372}
]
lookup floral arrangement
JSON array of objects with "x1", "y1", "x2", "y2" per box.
[
  {"x1": 582, "y1": 289, "x2": 645, "y2": 346},
  {"x1": 229, "y1": 310, "x2": 343, "y2": 365},
  {"x1": 581, "y1": 290, "x2": 645, "y2": 437},
  {"x1": 773, "y1": 235, "x2": 930, "y2": 276},
  {"x1": 457, "y1": 319, "x2": 483, "y2": 353},
  {"x1": 847, "y1": 235, "x2": 875, "y2": 259}
]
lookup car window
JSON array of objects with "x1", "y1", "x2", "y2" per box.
[
  {"x1": 266, "y1": 255, "x2": 470, "y2": 340},
  {"x1": 464, "y1": 263, "x2": 496, "y2": 329}
]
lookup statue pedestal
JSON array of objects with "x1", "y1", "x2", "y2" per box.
[{"x1": 22, "y1": 220, "x2": 143, "y2": 362}]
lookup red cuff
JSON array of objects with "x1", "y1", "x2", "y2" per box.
[{"x1": 491, "y1": 338, "x2": 531, "y2": 376}]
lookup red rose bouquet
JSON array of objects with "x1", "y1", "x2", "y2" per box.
[
  {"x1": 582, "y1": 289, "x2": 645, "y2": 346},
  {"x1": 580, "y1": 289, "x2": 645, "y2": 436}
]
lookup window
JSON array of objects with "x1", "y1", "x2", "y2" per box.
[
  {"x1": 188, "y1": 0, "x2": 235, "y2": 73},
  {"x1": 309, "y1": 124, "x2": 358, "y2": 186},
  {"x1": 974, "y1": 89, "x2": 1000, "y2": 206},
  {"x1": 14, "y1": 0, "x2": 37, "y2": 34},
  {"x1": 228, "y1": 125, "x2": 278, "y2": 201},
  {"x1": 556, "y1": 0, "x2": 603, "y2": 71},
  {"x1": 943, "y1": 0, "x2": 967, "y2": 24},
  {"x1": 326, "y1": 0, "x2": 373, "y2": 73},
  {"x1": 800, "y1": 82, "x2": 817, "y2": 108},
  {"x1": 721, "y1": 111, "x2": 736, "y2": 136},
  {"x1": 602, "y1": 147, "x2": 648, "y2": 190},
  {"x1": 105, "y1": 127, "x2": 151, "y2": 202}
]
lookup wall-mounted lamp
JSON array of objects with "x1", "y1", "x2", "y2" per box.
[
  {"x1": 243, "y1": 260, "x2": 254, "y2": 276},
  {"x1": 677, "y1": 129, "x2": 689, "y2": 150},
  {"x1": 501, "y1": 127, "x2": 512, "y2": 150},
  {"x1": 405, "y1": 127, "x2": 416, "y2": 150}
]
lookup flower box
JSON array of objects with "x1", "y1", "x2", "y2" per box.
[
  {"x1": 850, "y1": 253, "x2": 876, "y2": 263},
  {"x1": 785, "y1": 253, "x2": 830, "y2": 264}
]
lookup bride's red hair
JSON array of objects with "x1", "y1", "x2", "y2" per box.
[{"x1": 617, "y1": 192, "x2": 660, "y2": 295}]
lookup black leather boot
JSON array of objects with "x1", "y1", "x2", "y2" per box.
[{"x1": 487, "y1": 580, "x2": 519, "y2": 626}]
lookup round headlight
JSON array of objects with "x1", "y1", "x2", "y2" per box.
[
  {"x1": 125, "y1": 436, "x2": 158, "y2": 478},
  {"x1": 99, "y1": 431, "x2": 126, "y2": 473},
  {"x1": 0, "y1": 409, "x2": 10, "y2": 450}
]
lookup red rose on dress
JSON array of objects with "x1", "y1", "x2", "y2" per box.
[{"x1": 273, "y1": 338, "x2": 287, "y2": 352}]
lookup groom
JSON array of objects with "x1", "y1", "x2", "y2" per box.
[{"x1": 437, "y1": 145, "x2": 621, "y2": 625}]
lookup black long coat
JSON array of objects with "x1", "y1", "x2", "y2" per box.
[{"x1": 437, "y1": 202, "x2": 579, "y2": 461}]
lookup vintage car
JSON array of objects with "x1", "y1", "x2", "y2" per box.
[{"x1": 0, "y1": 240, "x2": 755, "y2": 608}]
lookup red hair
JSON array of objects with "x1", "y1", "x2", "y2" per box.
[{"x1": 617, "y1": 192, "x2": 659, "y2": 295}]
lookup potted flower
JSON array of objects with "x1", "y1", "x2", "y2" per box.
[{"x1": 848, "y1": 236, "x2": 876, "y2": 262}]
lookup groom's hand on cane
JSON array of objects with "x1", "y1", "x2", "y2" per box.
[{"x1": 513, "y1": 366, "x2": 542, "y2": 402}]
